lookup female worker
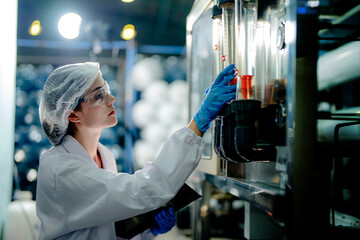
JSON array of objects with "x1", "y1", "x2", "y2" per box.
[{"x1": 36, "y1": 62, "x2": 236, "y2": 240}]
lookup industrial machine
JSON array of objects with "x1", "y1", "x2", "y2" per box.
[{"x1": 187, "y1": 0, "x2": 360, "y2": 239}]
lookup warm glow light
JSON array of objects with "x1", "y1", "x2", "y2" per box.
[
  {"x1": 122, "y1": 28, "x2": 135, "y2": 39},
  {"x1": 58, "y1": 13, "x2": 82, "y2": 39},
  {"x1": 29, "y1": 20, "x2": 42, "y2": 36},
  {"x1": 121, "y1": 24, "x2": 136, "y2": 40},
  {"x1": 122, "y1": 0, "x2": 134, "y2": 2}
]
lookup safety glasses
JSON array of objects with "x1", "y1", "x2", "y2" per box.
[{"x1": 78, "y1": 81, "x2": 111, "y2": 107}]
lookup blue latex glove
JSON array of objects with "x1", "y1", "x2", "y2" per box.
[
  {"x1": 150, "y1": 207, "x2": 176, "y2": 235},
  {"x1": 194, "y1": 64, "x2": 237, "y2": 132}
]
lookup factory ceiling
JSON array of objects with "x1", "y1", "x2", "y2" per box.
[
  {"x1": 17, "y1": 0, "x2": 359, "y2": 60},
  {"x1": 17, "y1": 0, "x2": 194, "y2": 62},
  {"x1": 17, "y1": 0, "x2": 194, "y2": 46}
]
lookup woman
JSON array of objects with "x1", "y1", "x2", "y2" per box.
[{"x1": 36, "y1": 62, "x2": 236, "y2": 239}]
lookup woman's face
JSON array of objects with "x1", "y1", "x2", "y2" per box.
[{"x1": 77, "y1": 74, "x2": 118, "y2": 129}]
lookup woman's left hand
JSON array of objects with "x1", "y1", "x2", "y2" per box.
[{"x1": 150, "y1": 207, "x2": 176, "y2": 235}]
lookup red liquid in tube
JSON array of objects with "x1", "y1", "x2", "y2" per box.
[{"x1": 240, "y1": 75, "x2": 253, "y2": 99}]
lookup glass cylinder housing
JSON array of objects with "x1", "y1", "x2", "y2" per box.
[{"x1": 235, "y1": 0, "x2": 287, "y2": 105}]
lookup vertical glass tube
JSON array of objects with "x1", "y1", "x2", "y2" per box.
[
  {"x1": 255, "y1": 0, "x2": 279, "y2": 106},
  {"x1": 212, "y1": 5, "x2": 226, "y2": 160},
  {"x1": 254, "y1": 0, "x2": 288, "y2": 106},
  {"x1": 220, "y1": 2, "x2": 236, "y2": 69},
  {"x1": 272, "y1": 0, "x2": 287, "y2": 105},
  {"x1": 212, "y1": 5, "x2": 223, "y2": 78},
  {"x1": 235, "y1": 0, "x2": 257, "y2": 100},
  {"x1": 234, "y1": 0, "x2": 242, "y2": 74},
  {"x1": 255, "y1": 19, "x2": 272, "y2": 105}
]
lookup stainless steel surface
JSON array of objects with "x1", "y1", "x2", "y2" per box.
[{"x1": 200, "y1": 172, "x2": 286, "y2": 221}]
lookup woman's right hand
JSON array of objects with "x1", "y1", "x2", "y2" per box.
[{"x1": 193, "y1": 64, "x2": 237, "y2": 133}]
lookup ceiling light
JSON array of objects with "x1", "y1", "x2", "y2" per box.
[
  {"x1": 58, "y1": 13, "x2": 82, "y2": 39},
  {"x1": 122, "y1": 0, "x2": 135, "y2": 3},
  {"x1": 29, "y1": 20, "x2": 42, "y2": 36},
  {"x1": 121, "y1": 24, "x2": 136, "y2": 40}
]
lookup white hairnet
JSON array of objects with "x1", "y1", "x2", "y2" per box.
[{"x1": 39, "y1": 62, "x2": 101, "y2": 145}]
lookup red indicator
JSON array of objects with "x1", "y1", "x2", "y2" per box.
[
  {"x1": 222, "y1": 55, "x2": 225, "y2": 62},
  {"x1": 229, "y1": 69, "x2": 238, "y2": 85},
  {"x1": 240, "y1": 75, "x2": 253, "y2": 99},
  {"x1": 266, "y1": 210, "x2": 273, "y2": 217},
  {"x1": 214, "y1": 44, "x2": 218, "y2": 50}
]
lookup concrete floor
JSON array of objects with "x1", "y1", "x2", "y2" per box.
[{"x1": 155, "y1": 226, "x2": 239, "y2": 240}]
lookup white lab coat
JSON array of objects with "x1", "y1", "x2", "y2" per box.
[{"x1": 36, "y1": 127, "x2": 204, "y2": 240}]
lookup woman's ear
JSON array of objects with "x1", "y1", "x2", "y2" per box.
[{"x1": 68, "y1": 111, "x2": 80, "y2": 123}]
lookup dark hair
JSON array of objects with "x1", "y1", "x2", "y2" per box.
[{"x1": 73, "y1": 101, "x2": 82, "y2": 112}]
